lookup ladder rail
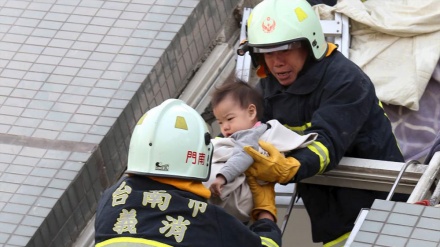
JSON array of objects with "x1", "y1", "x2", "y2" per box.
[
  {"x1": 407, "y1": 151, "x2": 440, "y2": 203},
  {"x1": 429, "y1": 178, "x2": 440, "y2": 205},
  {"x1": 386, "y1": 160, "x2": 420, "y2": 201},
  {"x1": 235, "y1": 7, "x2": 252, "y2": 83},
  {"x1": 275, "y1": 158, "x2": 430, "y2": 208},
  {"x1": 301, "y1": 157, "x2": 427, "y2": 194}
]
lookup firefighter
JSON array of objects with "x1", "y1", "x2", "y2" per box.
[
  {"x1": 240, "y1": 0, "x2": 406, "y2": 246},
  {"x1": 94, "y1": 99, "x2": 282, "y2": 247}
]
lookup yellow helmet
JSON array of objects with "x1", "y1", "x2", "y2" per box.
[
  {"x1": 247, "y1": 0, "x2": 327, "y2": 60},
  {"x1": 126, "y1": 99, "x2": 213, "y2": 181}
]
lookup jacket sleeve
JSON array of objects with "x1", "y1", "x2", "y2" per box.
[
  {"x1": 219, "y1": 125, "x2": 267, "y2": 183},
  {"x1": 214, "y1": 205, "x2": 282, "y2": 247},
  {"x1": 291, "y1": 62, "x2": 378, "y2": 181},
  {"x1": 250, "y1": 219, "x2": 282, "y2": 247}
]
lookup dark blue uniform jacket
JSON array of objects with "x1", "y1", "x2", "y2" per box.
[
  {"x1": 95, "y1": 175, "x2": 281, "y2": 247},
  {"x1": 257, "y1": 50, "x2": 405, "y2": 243}
]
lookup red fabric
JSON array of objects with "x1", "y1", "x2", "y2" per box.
[{"x1": 414, "y1": 199, "x2": 430, "y2": 206}]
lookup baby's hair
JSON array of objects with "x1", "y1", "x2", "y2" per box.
[{"x1": 211, "y1": 75, "x2": 264, "y2": 120}]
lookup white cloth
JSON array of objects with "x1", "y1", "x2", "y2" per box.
[
  {"x1": 203, "y1": 120, "x2": 317, "y2": 222},
  {"x1": 314, "y1": 0, "x2": 440, "y2": 110}
]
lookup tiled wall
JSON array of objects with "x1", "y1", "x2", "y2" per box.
[
  {"x1": 351, "y1": 199, "x2": 440, "y2": 247},
  {"x1": 0, "y1": 0, "x2": 240, "y2": 246}
]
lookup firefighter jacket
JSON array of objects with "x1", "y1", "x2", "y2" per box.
[
  {"x1": 256, "y1": 49, "x2": 405, "y2": 243},
  {"x1": 95, "y1": 175, "x2": 281, "y2": 247}
]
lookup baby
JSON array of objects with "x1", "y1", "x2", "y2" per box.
[{"x1": 203, "y1": 76, "x2": 317, "y2": 222}]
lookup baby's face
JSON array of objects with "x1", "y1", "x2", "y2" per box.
[{"x1": 213, "y1": 95, "x2": 257, "y2": 137}]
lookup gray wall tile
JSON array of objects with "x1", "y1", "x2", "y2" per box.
[{"x1": 0, "y1": 1, "x2": 241, "y2": 246}]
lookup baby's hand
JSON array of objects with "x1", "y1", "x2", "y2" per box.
[{"x1": 209, "y1": 176, "x2": 226, "y2": 197}]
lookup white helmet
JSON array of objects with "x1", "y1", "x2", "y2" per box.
[
  {"x1": 126, "y1": 99, "x2": 213, "y2": 181},
  {"x1": 246, "y1": 0, "x2": 327, "y2": 60}
]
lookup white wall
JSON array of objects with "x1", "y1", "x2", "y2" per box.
[{"x1": 278, "y1": 207, "x2": 322, "y2": 247}]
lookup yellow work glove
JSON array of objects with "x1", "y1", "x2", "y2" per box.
[
  {"x1": 244, "y1": 140, "x2": 300, "y2": 184},
  {"x1": 247, "y1": 176, "x2": 277, "y2": 222}
]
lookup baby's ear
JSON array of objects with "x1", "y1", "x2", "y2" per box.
[{"x1": 248, "y1": 104, "x2": 258, "y2": 119}]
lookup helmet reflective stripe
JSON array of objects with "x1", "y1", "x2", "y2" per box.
[
  {"x1": 252, "y1": 42, "x2": 301, "y2": 54},
  {"x1": 126, "y1": 99, "x2": 213, "y2": 181},
  {"x1": 247, "y1": 0, "x2": 327, "y2": 60}
]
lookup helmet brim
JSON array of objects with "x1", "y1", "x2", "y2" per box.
[{"x1": 252, "y1": 41, "x2": 302, "y2": 53}]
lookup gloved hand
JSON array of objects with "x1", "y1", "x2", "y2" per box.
[
  {"x1": 245, "y1": 140, "x2": 300, "y2": 184},
  {"x1": 247, "y1": 176, "x2": 277, "y2": 222}
]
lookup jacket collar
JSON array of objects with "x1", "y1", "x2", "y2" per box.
[{"x1": 149, "y1": 176, "x2": 211, "y2": 199}]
